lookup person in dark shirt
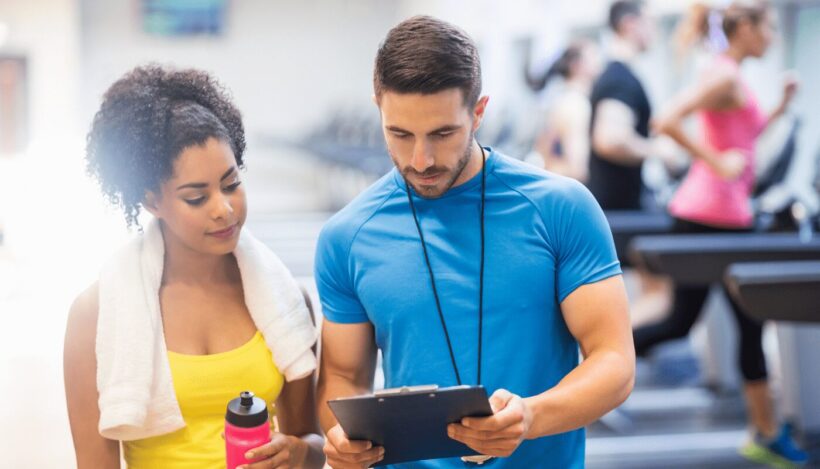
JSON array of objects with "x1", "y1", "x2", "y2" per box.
[
  {"x1": 589, "y1": 0, "x2": 660, "y2": 210},
  {"x1": 590, "y1": 1, "x2": 674, "y2": 354}
]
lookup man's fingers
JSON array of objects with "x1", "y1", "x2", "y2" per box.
[
  {"x1": 325, "y1": 446, "x2": 384, "y2": 468},
  {"x1": 324, "y1": 427, "x2": 385, "y2": 469},
  {"x1": 462, "y1": 401, "x2": 524, "y2": 431},
  {"x1": 488, "y1": 388, "x2": 514, "y2": 413},
  {"x1": 337, "y1": 439, "x2": 373, "y2": 454},
  {"x1": 449, "y1": 422, "x2": 525, "y2": 441},
  {"x1": 328, "y1": 425, "x2": 373, "y2": 454},
  {"x1": 448, "y1": 432, "x2": 516, "y2": 456}
]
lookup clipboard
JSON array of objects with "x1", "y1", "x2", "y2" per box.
[{"x1": 328, "y1": 385, "x2": 493, "y2": 466}]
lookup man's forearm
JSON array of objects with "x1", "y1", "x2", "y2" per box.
[
  {"x1": 523, "y1": 349, "x2": 634, "y2": 439},
  {"x1": 317, "y1": 375, "x2": 372, "y2": 432},
  {"x1": 593, "y1": 131, "x2": 652, "y2": 165}
]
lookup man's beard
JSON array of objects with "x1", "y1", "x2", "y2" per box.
[{"x1": 394, "y1": 131, "x2": 475, "y2": 199}]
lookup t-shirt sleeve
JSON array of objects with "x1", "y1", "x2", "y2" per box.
[
  {"x1": 553, "y1": 181, "x2": 622, "y2": 303},
  {"x1": 596, "y1": 69, "x2": 640, "y2": 110},
  {"x1": 313, "y1": 222, "x2": 369, "y2": 324}
]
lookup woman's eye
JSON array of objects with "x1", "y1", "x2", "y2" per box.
[
  {"x1": 223, "y1": 181, "x2": 242, "y2": 192},
  {"x1": 184, "y1": 197, "x2": 206, "y2": 206}
]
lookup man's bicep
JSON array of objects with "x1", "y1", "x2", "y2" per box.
[
  {"x1": 320, "y1": 319, "x2": 378, "y2": 387},
  {"x1": 314, "y1": 224, "x2": 370, "y2": 323},
  {"x1": 594, "y1": 99, "x2": 637, "y2": 143},
  {"x1": 560, "y1": 275, "x2": 632, "y2": 358}
]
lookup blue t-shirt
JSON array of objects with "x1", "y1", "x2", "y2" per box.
[{"x1": 315, "y1": 149, "x2": 621, "y2": 468}]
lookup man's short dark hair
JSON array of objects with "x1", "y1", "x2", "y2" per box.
[
  {"x1": 374, "y1": 15, "x2": 482, "y2": 108},
  {"x1": 609, "y1": 1, "x2": 644, "y2": 32}
]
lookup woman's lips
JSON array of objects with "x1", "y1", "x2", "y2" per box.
[{"x1": 207, "y1": 224, "x2": 238, "y2": 239}]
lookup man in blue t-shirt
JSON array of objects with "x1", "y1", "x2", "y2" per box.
[{"x1": 315, "y1": 15, "x2": 635, "y2": 469}]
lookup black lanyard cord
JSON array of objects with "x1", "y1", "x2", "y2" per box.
[{"x1": 405, "y1": 144, "x2": 486, "y2": 386}]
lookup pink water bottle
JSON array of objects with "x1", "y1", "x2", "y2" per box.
[{"x1": 225, "y1": 391, "x2": 271, "y2": 469}]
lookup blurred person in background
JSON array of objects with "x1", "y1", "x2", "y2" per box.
[
  {"x1": 591, "y1": 0, "x2": 673, "y2": 340},
  {"x1": 589, "y1": 0, "x2": 662, "y2": 210},
  {"x1": 64, "y1": 66, "x2": 325, "y2": 469},
  {"x1": 527, "y1": 39, "x2": 603, "y2": 182},
  {"x1": 638, "y1": 1, "x2": 807, "y2": 466},
  {"x1": 673, "y1": 2, "x2": 728, "y2": 71}
]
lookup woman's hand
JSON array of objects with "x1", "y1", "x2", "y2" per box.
[
  {"x1": 711, "y1": 149, "x2": 746, "y2": 180},
  {"x1": 781, "y1": 72, "x2": 799, "y2": 109},
  {"x1": 238, "y1": 432, "x2": 306, "y2": 469}
]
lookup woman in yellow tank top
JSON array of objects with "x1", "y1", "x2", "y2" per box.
[{"x1": 64, "y1": 66, "x2": 325, "y2": 468}]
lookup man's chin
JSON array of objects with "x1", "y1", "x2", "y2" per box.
[{"x1": 410, "y1": 182, "x2": 447, "y2": 199}]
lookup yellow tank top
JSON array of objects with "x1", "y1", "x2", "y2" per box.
[{"x1": 123, "y1": 332, "x2": 285, "y2": 468}]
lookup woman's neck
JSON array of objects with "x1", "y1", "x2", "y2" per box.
[
  {"x1": 725, "y1": 43, "x2": 748, "y2": 65},
  {"x1": 159, "y1": 222, "x2": 239, "y2": 286}
]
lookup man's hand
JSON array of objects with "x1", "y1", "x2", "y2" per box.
[
  {"x1": 323, "y1": 424, "x2": 384, "y2": 468},
  {"x1": 447, "y1": 389, "x2": 533, "y2": 458}
]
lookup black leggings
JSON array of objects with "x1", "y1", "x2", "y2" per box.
[{"x1": 633, "y1": 218, "x2": 768, "y2": 382}]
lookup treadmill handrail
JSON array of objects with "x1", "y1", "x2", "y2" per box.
[
  {"x1": 630, "y1": 232, "x2": 820, "y2": 255},
  {"x1": 725, "y1": 260, "x2": 820, "y2": 285}
]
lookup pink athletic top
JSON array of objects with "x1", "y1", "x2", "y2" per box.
[{"x1": 668, "y1": 55, "x2": 768, "y2": 228}]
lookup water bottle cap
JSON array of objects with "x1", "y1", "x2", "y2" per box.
[
  {"x1": 226, "y1": 390, "x2": 268, "y2": 428},
  {"x1": 240, "y1": 391, "x2": 255, "y2": 407}
]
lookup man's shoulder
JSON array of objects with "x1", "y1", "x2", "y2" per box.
[
  {"x1": 319, "y1": 170, "x2": 401, "y2": 246},
  {"x1": 602, "y1": 60, "x2": 635, "y2": 79},
  {"x1": 593, "y1": 61, "x2": 641, "y2": 94},
  {"x1": 492, "y1": 153, "x2": 593, "y2": 210}
]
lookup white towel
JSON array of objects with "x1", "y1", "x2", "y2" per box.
[{"x1": 95, "y1": 219, "x2": 318, "y2": 441}]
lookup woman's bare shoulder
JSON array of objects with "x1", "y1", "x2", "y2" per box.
[{"x1": 66, "y1": 282, "x2": 100, "y2": 345}]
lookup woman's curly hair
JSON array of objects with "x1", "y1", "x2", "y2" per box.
[{"x1": 86, "y1": 65, "x2": 246, "y2": 228}]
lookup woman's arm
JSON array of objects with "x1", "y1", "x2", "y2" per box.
[
  {"x1": 558, "y1": 95, "x2": 591, "y2": 182},
  {"x1": 765, "y1": 74, "x2": 799, "y2": 131},
  {"x1": 536, "y1": 95, "x2": 590, "y2": 182},
  {"x1": 654, "y1": 67, "x2": 746, "y2": 179},
  {"x1": 273, "y1": 374, "x2": 325, "y2": 468},
  {"x1": 64, "y1": 283, "x2": 121, "y2": 469}
]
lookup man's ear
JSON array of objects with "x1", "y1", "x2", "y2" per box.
[
  {"x1": 143, "y1": 190, "x2": 161, "y2": 219},
  {"x1": 472, "y1": 95, "x2": 490, "y2": 132}
]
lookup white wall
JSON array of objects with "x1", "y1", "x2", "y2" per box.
[
  {"x1": 0, "y1": 3, "x2": 85, "y2": 467},
  {"x1": 79, "y1": 0, "x2": 402, "y2": 141},
  {"x1": 787, "y1": 4, "x2": 820, "y2": 188},
  {"x1": 0, "y1": 0, "x2": 81, "y2": 145}
]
